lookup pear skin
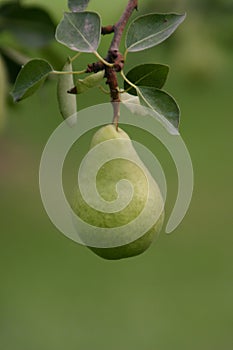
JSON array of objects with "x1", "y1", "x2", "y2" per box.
[{"x1": 72, "y1": 124, "x2": 164, "y2": 260}]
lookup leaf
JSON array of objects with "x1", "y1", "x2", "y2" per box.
[
  {"x1": 124, "y1": 64, "x2": 169, "y2": 95},
  {"x1": 55, "y1": 12, "x2": 101, "y2": 53},
  {"x1": 126, "y1": 13, "x2": 186, "y2": 52},
  {"x1": 0, "y1": 3, "x2": 56, "y2": 48},
  {"x1": 11, "y1": 59, "x2": 53, "y2": 102},
  {"x1": 73, "y1": 70, "x2": 105, "y2": 94},
  {"x1": 121, "y1": 92, "x2": 149, "y2": 117},
  {"x1": 68, "y1": 0, "x2": 90, "y2": 12},
  {"x1": 137, "y1": 86, "x2": 180, "y2": 130},
  {"x1": 57, "y1": 58, "x2": 77, "y2": 125}
]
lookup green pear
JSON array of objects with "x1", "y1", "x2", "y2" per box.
[{"x1": 72, "y1": 124, "x2": 164, "y2": 260}]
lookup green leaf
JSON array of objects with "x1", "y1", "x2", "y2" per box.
[
  {"x1": 11, "y1": 59, "x2": 53, "y2": 102},
  {"x1": 126, "y1": 13, "x2": 186, "y2": 52},
  {"x1": 0, "y1": 3, "x2": 56, "y2": 48},
  {"x1": 74, "y1": 70, "x2": 105, "y2": 94},
  {"x1": 137, "y1": 86, "x2": 180, "y2": 130},
  {"x1": 57, "y1": 58, "x2": 77, "y2": 125},
  {"x1": 55, "y1": 12, "x2": 101, "y2": 53},
  {"x1": 121, "y1": 92, "x2": 147, "y2": 116},
  {"x1": 124, "y1": 64, "x2": 169, "y2": 95},
  {"x1": 68, "y1": 0, "x2": 90, "y2": 12}
]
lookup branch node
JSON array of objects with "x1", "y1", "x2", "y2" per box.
[{"x1": 86, "y1": 62, "x2": 105, "y2": 73}]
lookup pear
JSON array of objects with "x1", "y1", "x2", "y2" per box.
[{"x1": 72, "y1": 124, "x2": 164, "y2": 260}]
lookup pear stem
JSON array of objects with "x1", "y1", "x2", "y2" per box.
[{"x1": 112, "y1": 102, "x2": 120, "y2": 131}]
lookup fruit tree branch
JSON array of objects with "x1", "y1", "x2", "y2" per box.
[
  {"x1": 105, "y1": 0, "x2": 138, "y2": 129},
  {"x1": 109, "y1": 0, "x2": 138, "y2": 52},
  {"x1": 84, "y1": 1, "x2": 138, "y2": 129}
]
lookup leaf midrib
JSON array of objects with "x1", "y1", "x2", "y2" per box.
[
  {"x1": 65, "y1": 12, "x2": 96, "y2": 51},
  {"x1": 132, "y1": 67, "x2": 165, "y2": 86},
  {"x1": 128, "y1": 15, "x2": 183, "y2": 51}
]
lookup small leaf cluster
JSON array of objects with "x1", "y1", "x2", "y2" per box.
[{"x1": 10, "y1": 0, "x2": 186, "y2": 132}]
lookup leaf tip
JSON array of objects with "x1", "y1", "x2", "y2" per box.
[{"x1": 180, "y1": 12, "x2": 187, "y2": 21}]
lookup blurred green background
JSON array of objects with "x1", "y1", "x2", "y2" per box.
[{"x1": 0, "y1": 0, "x2": 232, "y2": 349}]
